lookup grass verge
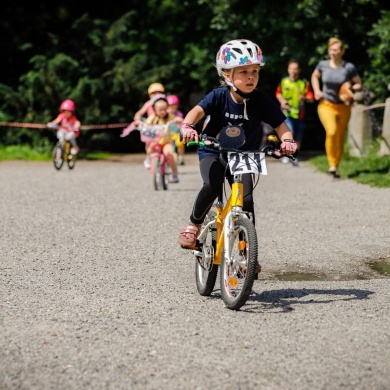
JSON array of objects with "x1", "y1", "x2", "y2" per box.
[
  {"x1": 0, "y1": 145, "x2": 114, "y2": 162},
  {"x1": 308, "y1": 138, "x2": 390, "y2": 188},
  {"x1": 1, "y1": 143, "x2": 389, "y2": 188}
]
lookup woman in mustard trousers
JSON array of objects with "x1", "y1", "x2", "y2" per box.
[{"x1": 311, "y1": 37, "x2": 362, "y2": 178}]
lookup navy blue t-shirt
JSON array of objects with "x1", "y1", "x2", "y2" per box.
[{"x1": 197, "y1": 87, "x2": 286, "y2": 159}]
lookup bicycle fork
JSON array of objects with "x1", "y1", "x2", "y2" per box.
[{"x1": 195, "y1": 180, "x2": 244, "y2": 265}]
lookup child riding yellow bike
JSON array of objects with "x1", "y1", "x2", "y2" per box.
[{"x1": 177, "y1": 39, "x2": 297, "y2": 277}]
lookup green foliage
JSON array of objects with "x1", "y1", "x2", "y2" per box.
[
  {"x1": 0, "y1": 144, "x2": 115, "y2": 161},
  {"x1": 365, "y1": 10, "x2": 390, "y2": 102},
  {"x1": 85, "y1": 151, "x2": 114, "y2": 160},
  {"x1": 0, "y1": 0, "x2": 388, "y2": 153},
  {"x1": 0, "y1": 144, "x2": 51, "y2": 161}
]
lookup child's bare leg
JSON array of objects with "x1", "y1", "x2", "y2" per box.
[{"x1": 164, "y1": 144, "x2": 178, "y2": 175}]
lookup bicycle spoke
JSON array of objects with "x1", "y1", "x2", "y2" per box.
[
  {"x1": 195, "y1": 211, "x2": 218, "y2": 296},
  {"x1": 220, "y1": 217, "x2": 258, "y2": 310}
]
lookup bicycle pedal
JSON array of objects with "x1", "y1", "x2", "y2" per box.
[{"x1": 180, "y1": 244, "x2": 198, "y2": 250}]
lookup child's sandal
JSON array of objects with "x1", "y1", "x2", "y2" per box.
[{"x1": 178, "y1": 222, "x2": 201, "y2": 249}]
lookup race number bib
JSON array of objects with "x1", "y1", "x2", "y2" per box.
[{"x1": 227, "y1": 152, "x2": 267, "y2": 175}]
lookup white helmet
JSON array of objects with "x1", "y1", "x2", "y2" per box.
[{"x1": 216, "y1": 39, "x2": 265, "y2": 77}]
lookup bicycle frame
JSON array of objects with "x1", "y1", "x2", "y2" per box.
[
  {"x1": 61, "y1": 139, "x2": 71, "y2": 161},
  {"x1": 149, "y1": 143, "x2": 166, "y2": 173},
  {"x1": 52, "y1": 136, "x2": 76, "y2": 170},
  {"x1": 197, "y1": 176, "x2": 244, "y2": 266},
  {"x1": 189, "y1": 131, "x2": 295, "y2": 309}
]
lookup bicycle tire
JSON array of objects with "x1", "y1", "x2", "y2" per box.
[
  {"x1": 152, "y1": 157, "x2": 161, "y2": 191},
  {"x1": 220, "y1": 216, "x2": 258, "y2": 310},
  {"x1": 67, "y1": 152, "x2": 76, "y2": 170},
  {"x1": 195, "y1": 211, "x2": 218, "y2": 296},
  {"x1": 52, "y1": 144, "x2": 64, "y2": 170},
  {"x1": 162, "y1": 160, "x2": 169, "y2": 191}
]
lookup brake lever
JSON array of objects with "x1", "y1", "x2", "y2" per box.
[{"x1": 262, "y1": 147, "x2": 296, "y2": 161}]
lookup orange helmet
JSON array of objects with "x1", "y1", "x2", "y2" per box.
[{"x1": 147, "y1": 83, "x2": 165, "y2": 96}]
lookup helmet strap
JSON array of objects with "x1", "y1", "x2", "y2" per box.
[
  {"x1": 224, "y1": 68, "x2": 252, "y2": 99},
  {"x1": 224, "y1": 68, "x2": 251, "y2": 120},
  {"x1": 234, "y1": 88, "x2": 252, "y2": 99}
]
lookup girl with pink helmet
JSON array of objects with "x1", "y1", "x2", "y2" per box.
[
  {"x1": 47, "y1": 99, "x2": 81, "y2": 155},
  {"x1": 167, "y1": 95, "x2": 186, "y2": 165}
]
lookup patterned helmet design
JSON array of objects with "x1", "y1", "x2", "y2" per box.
[{"x1": 216, "y1": 39, "x2": 265, "y2": 76}]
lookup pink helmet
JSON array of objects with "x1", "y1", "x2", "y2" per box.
[
  {"x1": 60, "y1": 99, "x2": 76, "y2": 111},
  {"x1": 167, "y1": 95, "x2": 180, "y2": 106}
]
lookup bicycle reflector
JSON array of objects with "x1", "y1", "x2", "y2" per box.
[{"x1": 217, "y1": 125, "x2": 246, "y2": 149}]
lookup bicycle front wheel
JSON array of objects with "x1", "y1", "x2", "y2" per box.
[
  {"x1": 52, "y1": 144, "x2": 64, "y2": 170},
  {"x1": 220, "y1": 216, "x2": 258, "y2": 310},
  {"x1": 67, "y1": 152, "x2": 76, "y2": 170},
  {"x1": 152, "y1": 157, "x2": 162, "y2": 191},
  {"x1": 195, "y1": 211, "x2": 218, "y2": 296},
  {"x1": 161, "y1": 160, "x2": 169, "y2": 191}
]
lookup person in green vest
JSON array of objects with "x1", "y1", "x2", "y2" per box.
[{"x1": 276, "y1": 60, "x2": 314, "y2": 165}]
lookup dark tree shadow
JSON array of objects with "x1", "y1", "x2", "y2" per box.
[{"x1": 347, "y1": 166, "x2": 390, "y2": 178}]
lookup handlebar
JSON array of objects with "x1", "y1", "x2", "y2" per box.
[
  {"x1": 260, "y1": 144, "x2": 297, "y2": 161},
  {"x1": 47, "y1": 123, "x2": 58, "y2": 130},
  {"x1": 47, "y1": 123, "x2": 79, "y2": 132},
  {"x1": 187, "y1": 135, "x2": 297, "y2": 161},
  {"x1": 121, "y1": 118, "x2": 181, "y2": 138}
]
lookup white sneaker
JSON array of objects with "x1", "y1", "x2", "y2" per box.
[
  {"x1": 143, "y1": 157, "x2": 150, "y2": 169},
  {"x1": 281, "y1": 156, "x2": 289, "y2": 164},
  {"x1": 170, "y1": 174, "x2": 179, "y2": 183}
]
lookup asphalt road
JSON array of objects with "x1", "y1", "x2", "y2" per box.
[{"x1": 1, "y1": 154, "x2": 389, "y2": 390}]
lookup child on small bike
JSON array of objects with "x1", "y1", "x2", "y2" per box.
[
  {"x1": 177, "y1": 39, "x2": 297, "y2": 274},
  {"x1": 134, "y1": 83, "x2": 165, "y2": 168},
  {"x1": 146, "y1": 94, "x2": 182, "y2": 183},
  {"x1": 47, "y1": 99, "x2": 81, "y2": 155},
  {"x1": 167, "y1": 94, "x2": 186, "y2": 166}
]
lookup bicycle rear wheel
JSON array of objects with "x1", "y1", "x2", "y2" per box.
[
  {"x1": 195, "y1": 211, "x2": 218, "y2": 296},
  {"x1": 220, "y1": 216, "x2": 258, "y2": 310},
  {"x1": 52, "y1": 144, "x2": 64, "y2": 170}
]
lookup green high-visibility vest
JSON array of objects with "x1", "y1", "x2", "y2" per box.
[{"x1": 279, "y1": 78, "x2": 309, "y2": 119}]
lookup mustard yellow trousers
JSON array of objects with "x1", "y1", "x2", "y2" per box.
[{"x1": 317, "y1": 100, "x2": 351, "y2": 168}]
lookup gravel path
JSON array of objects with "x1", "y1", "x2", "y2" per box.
[{"x1": 1, "y1": 154, "x2": 389, "y2": 390}]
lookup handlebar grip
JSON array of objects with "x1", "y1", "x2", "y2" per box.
[
  {"x1": 187, "y1": 141, "x2": 203, "y2": 148},
  {"x1": 47, "y1": 123, "x2": 58, "y2": 129}
]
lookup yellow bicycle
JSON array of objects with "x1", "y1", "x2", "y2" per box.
[
  {"x1": 188, "y1": 130, "x2": 293, "y2": 310},
  {"x1": 51, "y1": 125, "x2": 76, "y2": 170},
  {"x1": 52, "y1": 138, "x2": 76, "y2": 171}
]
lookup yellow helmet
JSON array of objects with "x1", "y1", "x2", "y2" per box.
[{"x1": 148, "y1": 82, "x2": 165, "y2": 96}]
